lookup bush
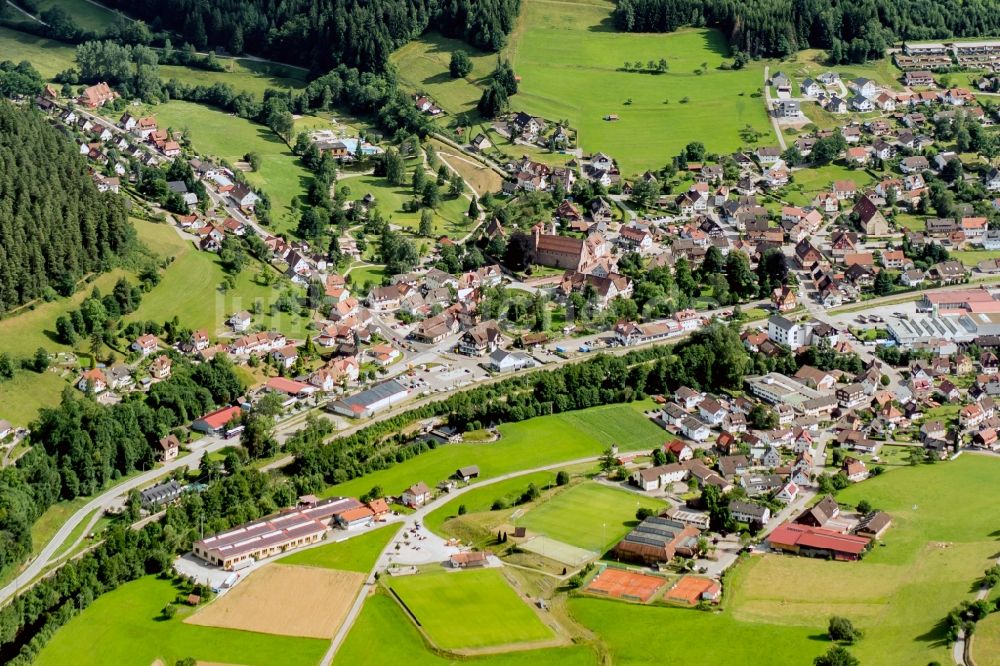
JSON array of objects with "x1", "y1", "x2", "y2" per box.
[
  {"x1": 856, "y1": 500, "x2": 872, "y2": 514},
  {"x1": 457, "y1": 504, "x2": 467, "y2": 515},
  {"x1": 556, "y1": 470, "x2": 570, "y2": 486},
  {"x1": 828, "y1": 616, "x2": 862, "y2": 643}
]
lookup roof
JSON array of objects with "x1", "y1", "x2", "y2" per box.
[
  {"x1": 195, "y1": 405, "x2": 242, "y2": 430},
  {"x1": 335, "y1": 380, "x2": 408, "y2": 412},
  {"x1": 768, "y1": 522, "x2": 870, "y2": 555},
  {"x1": 406, "y1": 481, "x2": 430, "y2": 496},
  {"x1": 266, "y1": 377, "x2": 312, "y2": 395}
]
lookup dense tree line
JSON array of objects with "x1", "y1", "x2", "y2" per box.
[
  {"x1": 613, "y1": 0, "x2": 1000, "y2": 62},
  {"x1": 100, "y1": 0, "x2": 519, "y2": 72},
  {"x1": 0, "y1": 356, "x2": 242, "y2": 587},
  {"x1": 0, "y1": 102, "x2": 133, "y2": 314}
]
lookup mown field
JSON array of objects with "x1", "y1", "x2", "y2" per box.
[
  {"x1": 277, "y1": 523, "x2": 400, "y2": 572},
  {"x1": 389, "y1": 568, "x2": 554, "y2": 649},
  {"x1": 392, "y1": 32, "x2": 498, "y2": 117},
  {"x1": 974, "y1": 612, "x2": 1000, "y2": 666},
  {"x1": 33, "y1": 0, "x2": 120, "y2": 33},
  {"x1": 321, "y1": 402, "x2": 666, "y2": 500},
  {"x1": 335, "y1": 590, "x2": 595, "y2": 665},
  {"x1": 0, "y1": 26, "x2": 75, "y2": 77},
  {"x1": 34, "y1": 576, "x2": 328, "y2": 666},
  {"x1": 345, "y1": 172, "x2": 472, "y2": 238},
  {"x1": 518, "y1": 482, "x2": 666, "y2": 551},
  {"x1": 781, "y1": 163, "x2": 878, "y2": 206}
]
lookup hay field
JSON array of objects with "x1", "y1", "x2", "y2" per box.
[{"x1": 186, "y1": 564, "x2": 364, "y2": 639}]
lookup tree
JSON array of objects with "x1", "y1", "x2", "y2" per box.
[
  {"x1": 749, "y1": 404, "x2": 778, "y2": 430},
  {"x1": 725, "y1": 252, "x2": 757, "y2": 300},
  {"x1": 813, "y1": 646, "x2": 859, "y2": 666},
  {"x1": 873, "y1": 269, "x2": 894, "y2": 296},
  {"x1": 856, "y1": 499, "x2": 872, "y2": 514},
  {"x1": 32, "y1": 347, "x2": 49, "y2": 373},
  {"x1": 467, "y1": 195, "x2": 479, "y2": 219},
  {"x1": 599, "y1": 447, "x2": 618, "y2": 473},
  {"x1": 245, "y1": 152, "x2": 262, "y2": 171},
  {"x1": 0, "y1": 352, "x2": 13, "y2": 380},
  {"x1": 384, "y1": 149, "x2": 406, "y2": 186},
  {"x1": 449, "y1": 50, "x2": 473, "y2": 78},
  {"x1": 161, "y1": 604, "x2": 177, "y2": 620},
  {"x1": 493, "y1": 58, "x2": 518, "y2": 95},
  {"x1": 556, "y1": 470, "x2": 570, "y2": 486},
  {"x1": 828, "y1": 616, "x2": 863, "y2": 643},
  {"x1": 477, "y1": 80, "x2": 509, "y2": 118},
  {"x1": 418, "y1": 208, "x2": 434, "y2": 237},
  {"x1": 636, "y1": 507, "x2": 655, "y2": 520}
]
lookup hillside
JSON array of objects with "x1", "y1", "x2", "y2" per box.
[{"x1": 0, "y1": 102, "x2": 132, "y2": 314}]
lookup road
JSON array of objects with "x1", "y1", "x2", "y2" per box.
[{"x1": 762, "y1": 66, "x2": 787, "y2": 150}]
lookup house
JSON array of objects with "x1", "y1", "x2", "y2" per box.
[
  {"x1": 455, "y1": 465, "x2": 480, "y2": 482},
  {"x1": 929, "y1": 260, "x2": 966, "y2": 284},
  {"x1": 450, "y1": 551, "x2": 489, "y2": 568},
  {"x1": 756, "y1": 146, "x2": 783, "y2": 165},
  {"x1": 158, "y1": 435, "x2": 180, "y2": 462},
  {"x1": 730, "y1": 500, "x2": 771, "y2": 525},
  {"x1": 149, "y1": 355, "x2": 172, "y2": 380},
  {"x1": 772, "y1": 285, "x2": 797, "y2": 312},
  {"x1": 905, "y1": 70, "x2": 935, "y2": 87},
  {"x1": 271, "y1": 344, "x2": 299, "y2": 370},
  {"x1": 796, "y1": 495, "x2": 840, "y2": 527},
  {"x1": 900, "y1": 156, "x2": 930, "y2": 174},
  {"x1": 488, "y1": 349, "x2": 535, "y2": 373},
  {"x1": 229, "y1": 183, "x2": 259, "y2": 210},
  {"x1": 458, "y1": 321, "x2": 502, "y2": 357},
  {"x1": 776, "y1": 482, "x2": 800, "y2": 503},
  {"x1": 140, "y1": 479, "x2": 184, "y2": 508},
  {"x1": 77, "y1": 368, "x2": 108, "y2": 393},
  {"x1": 229, "y1": 311, "x2": 252, "y2": 332},
  {"x1": 833, "y1": 180, "x2": 857, "y2": 201},
  {"x1": 768, "y1": 315, "x2": 808, "y2": 349},
  {"x1": 850, "y1": 78, "x2": 879, "y2": 98},
  {"x1": 853, "y1": 196, "x2": 889, "y2": 236},
  {"x1": 131, "y1": 334, "x2": 158, "y2": 356},
  {"x1": 774, "y1": 100, "x2": 801, "y2": 118},
  {"x1": 842, "y1": 457, "x2": 869, "y2": 482},
  {"x1": 771, "y1": 71, "x2": 792, "y2": 93},
  {"x1": 801, "y1": 78, "x2": 822, "y2": 97},
  {"x1": 78, "y1": 82, "x2": 117, "y2": 108},
  {"x1": 854, "y1": 511, "x2": 892, "y2": 539},
  {"x1": 402, "y1": 482, "x2": 431, "y2": 508}
]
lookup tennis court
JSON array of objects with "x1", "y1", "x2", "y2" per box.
[
  {"x1": 585, "y1": 567, "x2": 667, "y2": 603},
  {"x1": 519, "y1": 535, "x2": 596, "y2": 568},
  {"x1": 664, "y1": 575, "x2": 721, "y2": 605}
]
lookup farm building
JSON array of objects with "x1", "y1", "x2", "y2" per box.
[
  {"x1": 192, "y1": 496, "x2": 364, "y2": 569},
  {"x1": 612, "y1": 516, "x2": 701, "y2": 565},
  {"x1": 767, "y1": 522, "x2": 871, "y2": 561},
  {"x1": 402, "y1": 482, "x2": 431, "y2": 508},
  {"x1": 327, "y1": 380, "x2": 409, "y2": 418},
  {"x1": 450, "y1": 551, "x2": 489, "y2": 568}
]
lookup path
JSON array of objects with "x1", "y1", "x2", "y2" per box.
[
  {"x1": 5, "y1": 0, "x2": 45, "y2": 23},
  {"x1": 762, "y1": 66, "x2": 787, "y2": 150},
  {"x1": 952, "y1": 550, "x2": 1000, "y2": 665}
]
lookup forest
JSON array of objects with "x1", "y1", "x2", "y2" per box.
[
  {"x1": 0, "y1": 102, "x2": 133, "y2": 315},
  {"x1": 613, "y1": 0, "x2": 1000, "y2": 61},
  {"x1": 99, "y1": 0, "x2": 521, "y2": 72}
]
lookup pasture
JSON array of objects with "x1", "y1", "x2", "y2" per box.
[
  {"x1": 186, "y1": 564, "x2": 364, "y2": 639},
  {"x1": 0, "y1": 26, "x2": 75, "y2": 78},
  {"x1": 34, "y1": 0, "x2": 120, "y2": 33},
  {"x1": 391, "y1": 33, "x2": 497, "y2": 117},
  {"x1": 389, "y1": 568, "x2": 554, "y2": 649},
  {"x1": 34, "y1": 576, "x2": 328, "y2": 666},
  {"x1": 159, "y1": 58, "x2": 307, "y2": 97},
  {"x1": 335, "y1": 590, "x2": 595, "y2": 665},
  {"x1": 321, "y1": 402, "x2": 666, "y2": 500},
  {"x1": 503, "y1": 1, "x2": 771, "y2": 173},
  {"x1": 517, "y1": 482, "x2": 666, "y2": 551},
  {"x1": 277, "y1": 523, "x2": 400, "y2": 572},
  {"x1": 973, "y1": 612, "x2": 1000, "y2": 666}
]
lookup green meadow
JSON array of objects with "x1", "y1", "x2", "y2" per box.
[
  {"x1": 505, "y1": 1, "x2": 771, "y2": 173},
  {"x1": 276, "y1": 523, "x2": 400, "y2": 572},
  {"x1": 392, "y1": 32, "x2": 498, "y2": 116},
  {"x1": 389, "y1": 568, "x2": 554, "y2": 649},
  {"x1": 34, "y1": 576, "x2": 328, "y2": 666},
  {"x1": 34, "y1": 0, "x2": 121, "y2": 33},
  {"x1": 336, "y1": 590, "x2": 595, "y2": 665},
  {"x1": 0, "y1": 26, "x2": 75, "y2": 77},
  {"x1": 321, "y1": 402, "x2": 666, "y2": 500}
]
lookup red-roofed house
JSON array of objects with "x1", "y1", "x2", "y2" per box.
[
  {"x1": 192, "y1": 406, "x2": 242, "y2": 434},
  {"x1": 768, "y1": 522, "x2": 871, "y2": 560}
]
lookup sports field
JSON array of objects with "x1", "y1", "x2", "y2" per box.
[
  {"x1": 336, "y1": 590, "x2": 595, "y2": 665},
  {"x1": 586, "y1": 567, "x2": 667, "y2": 603},
  {"x1": 518, "y1": 482, "x2": 666, "y2": 551},
  {"x1": 35, "y1": 576, "x2": 328, "y2": 666},
  {"x1": 322, "y1": 402, "x2": 666, "y2": 500},
  {"x1": 504, "y1": 0, "x2": 771, "y2": 173},
  {"x1": 277, "y1": 523, "x2": 400, "y2": 572},
  {"x1": 186, "y1": 564, "x2": 363, "y2": 639},
  {"x1": 389, "y1": 568, "x2": 554, "y2": 649}
]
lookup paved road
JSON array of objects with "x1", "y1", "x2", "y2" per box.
[{"x1": 763, "y1": 66, "x2": 787, "y2": 150}]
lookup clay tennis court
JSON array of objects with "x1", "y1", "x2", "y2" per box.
[
  {"x1": 185, "y1": 564, "x2": 364, "y2": 639},
  {"x1": 585, "y1": 567, "x2": 666, "y2": 602},
  {"x1": 665, "y1": 575, "x2": 721, "y2": 605}
]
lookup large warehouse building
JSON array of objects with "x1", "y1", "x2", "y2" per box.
[{"x1": 327, "y1": 379, "x2": 409, "y2": 418}]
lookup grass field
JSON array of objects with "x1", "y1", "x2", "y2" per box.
[
  {"x1": 0, "y1": 26, "x2": 75, "y2": 78},
  {"x1": 518, "y1": 482, "x2": 666, "y2": 551},
  {"x1": 345, "y1": 263, "x2": 387, "y2": 288},
  {"x1": 424, "y1": 470, "x2": 560, "y2": 535},
  {"x1": 160, "y1": 58, "x2": 307, "y2": 97},
  {"x1": 392, "y1": 32, "x2": 498, "y2": 116},
  {"x1": 569, "y1": 596, "x2": 823, "y2": 665},
  {"x1": 782, "y1": 163, "x2": 877, "y2": 206},
  {"x1": 336, "y1": 590, "x2": 595, "y2": 665},
  {"x1": 973, "y1": 612, "x2": 1000, "y2": 666},
  {"x1": 35, "y1": 576, "x2": 328, "y2": 666},
  {"x1": 33, "y1": 0, "x2": 121, "y2": 33},
  {"x1": 429, "y1": 138, "x2": 504, "y2": 196},
  {"x1": 345, "y1": 172, "x2": 472, "y2": 237},
  {"x1": 277, "y1": 523, "x2": 400, "y2": 572},
  {"x1": 321, "y1": 402, "x2": 666, "y2": 500},
  {"x1": 389, "y1": 568, "x2": 554, "y2": 649},
  {"x1": 503, "y1": 1, "x2": 771, "y2": 173},
  {"x1": 128, "y1": 219, "x2": 311, "y2": 339},
  {"x1": 145, "y1": 101, "x2": 325, "y2": 229}
]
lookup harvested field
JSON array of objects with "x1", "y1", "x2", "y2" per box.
[
  {"x1": 519, "y1": 535, "x2": 596, "y2": 568},
  {"x1": 664, "y1": 575, "x2": 720, "y2": 605},
  {"x1": 186, "y1": 564, "x2": 363, "y2": 639},
  {"x1": 586, "y1": 567, "x2": 666, "y2": 603}
]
